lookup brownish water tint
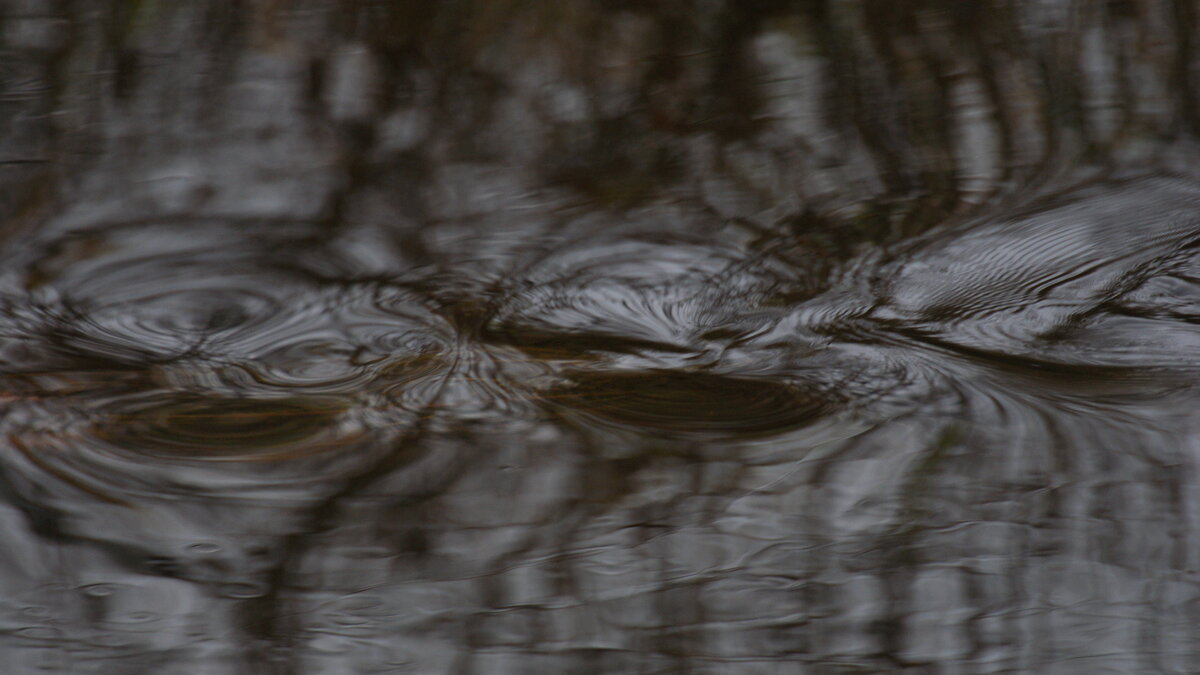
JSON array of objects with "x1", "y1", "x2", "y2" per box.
[
  {"x1": 546, "y1": 371, "x2": 833, "y2": 436},
  {"x1": 97, "y1": 396, "x2": 351, "y2": 461},
  {"x1": 2, "y1": 2, "x2": 1200, "y2": 673}
]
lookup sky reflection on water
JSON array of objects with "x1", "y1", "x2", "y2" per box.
[{"x1": 2, "y1": 1, "x2": 1200, "y2": 672}]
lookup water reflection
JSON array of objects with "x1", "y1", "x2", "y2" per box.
[
  {"x1": 2, "y1": 0, "x2": 1200, "y2": 672},
  {"x1": 546, "y1": 370, "x2": 833, "y2": 436},
  {"x1": 98, "y1": 395, "x2": 351, "y2": 461}
]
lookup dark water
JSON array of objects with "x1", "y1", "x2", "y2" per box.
[{"x1": 3, "y1": 1, "x2": 1200, "y2": 672}]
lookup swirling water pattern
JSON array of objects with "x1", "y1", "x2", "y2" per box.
[{"x1": 3, "y1": 2, "x2": 1200, "y2": 672}]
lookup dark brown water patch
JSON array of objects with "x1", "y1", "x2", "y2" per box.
[
  {"x1": 544, "y1": 370, "x2": 833, "y2": 436},
  {"x1": 96, "y1": 396, "x2": 350, "y2": 461}
]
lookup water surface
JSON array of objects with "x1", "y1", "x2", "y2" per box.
[{"x1": 2, "y1": 1, "x2": 1200, "y2": 672}]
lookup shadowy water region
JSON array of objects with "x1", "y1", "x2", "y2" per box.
[{"x1": 3, "y1": 1, "x2": 1200, "y2": 672}]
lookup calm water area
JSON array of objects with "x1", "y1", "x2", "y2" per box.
[{"x1": 2, "y1": 1, "x2": 1200, "y2": 672}]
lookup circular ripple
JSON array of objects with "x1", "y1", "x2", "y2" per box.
[
  {"x1": 544, "y1": 370, "x2": 832, "y2": 436},
  {"x1": 77, "y1": 283, "x2": 286, "y2": 356},
  {"x1": 15, "y1": 221, "x2": 333, "y2": 366}
]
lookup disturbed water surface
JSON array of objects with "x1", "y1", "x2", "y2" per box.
[{"x1": 3, "y1": 1, "x2": 1200, "y2": 673}]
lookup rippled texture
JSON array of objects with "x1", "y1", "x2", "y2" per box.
[
  {"x1": 547, "y1": 371, "x2": 832, "y2": 436},
  {"x1": 2, "y1": 1, "x2": 1200, "y2": 673},
  {"x1": 98, "y1": 395, "x2": 351, "y2": 460}
]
